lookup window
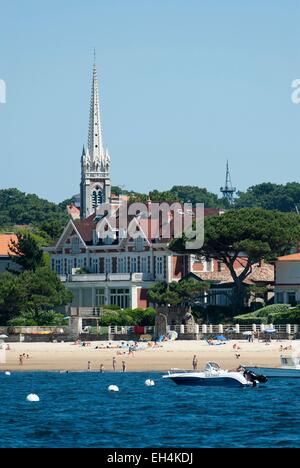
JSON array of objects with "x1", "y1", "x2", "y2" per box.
[
  {"x1": 104, "y1": 257, "x2": 112, "y2": 273},
  {"x1": 55, "y1": 259, "x2": 61, "y2": 274},
  {"x1": 156, "y1": 257, "x2": 164, "y2": 275},
  {"x1": 96, "y1": 288, "x2": 105, "y2": 306},
  {"x1": 92, "y1": 188, "x2": 103, "y2": 209},
  {"x1": 275, "y1": 292, "x2": 284, "y2": 304},
  {"x1": 117, "y1": 257, "x2": 127, "y2": 273},
  {"x1": 91, "y1": 258, "x2": 99, "y2": 273},
  {"x1": 71, "y1": 236, "x2": 80, "y2": 254},
  {"x1": 67, "y1": 258, "x2": 74, "y2": 274},
  {"x1": 287, "y1": 292, "x2": 296, "y2": 306},
  {"x1": 51, "y1": 258, "x2": 55, "y2": 271},
  {"x1": 135, "y1": 236, "x2": 144, "y2": 251},
  {"x1": 141, "y1": 257, "x2": 148, "y2": 274},
  {"x1": 130, "y1": 257, "x2": 138, "y2": 273},
  {"x1": 109, "y1": 288, "x2": 130, "y2": 308}
]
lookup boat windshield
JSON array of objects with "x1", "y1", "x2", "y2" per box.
[
  {"x1": 280, "y1": 355, "x2": 300, "y2": 367},
  {"x1": 204, "y1": 362, "x2": 220, "y2": 372}
]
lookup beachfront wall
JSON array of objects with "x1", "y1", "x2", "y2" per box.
[{"x1": 1, "y1": 323, "x2": 299, "y2": 341}]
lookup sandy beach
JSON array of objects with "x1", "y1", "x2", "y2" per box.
[{"x1": 1, "y1": 339, "x2": 300, "y2": 372}]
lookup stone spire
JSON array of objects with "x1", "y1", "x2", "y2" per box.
[
  {"x1": 87, "y1": 52, "x2": 107, "y2": 171},
  {"x1": 80, "y1": 53, "x2": 111, "y2": 219}
]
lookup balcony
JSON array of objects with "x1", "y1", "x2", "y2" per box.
[
  {"x1": 69, "y1": 274, "x2": 106, "y2": 282},
  {"x1": 70, "y1": 307, "x2": 103, "y2": 317},
  {"x1": 66, "y1": 272, "x2": 155, "y2": 282}
]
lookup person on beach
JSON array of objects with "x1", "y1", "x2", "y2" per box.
[
  {"x1": 87, "y1": 361, "x2": 91, "y2": 371},
  {"x1": 122, "y1": 361, "x2": 126, "y2": 372},
  {"x1": 113, "y1": 357, "x2": 116, "y2": 371},
  {"x1": 100, "y1": 363, "x2": 104, "y2": 373},
  {"x1": 19, "y1": 355, "x2": 23, "y2": 365},
  {"x1": 192, "y1": 355, "x2": 198, "y2": 370}
]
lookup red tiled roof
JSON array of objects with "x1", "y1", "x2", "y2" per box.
[
  {"x1": 0, "y1": 234, "x2": 18, "y2": 256},
  {"x1": 72, "y1": 204, "x2": 221, "y2": 244},
  {"x1": 277, "y1": 253, "x2": 300, "y2": 262},
  {"x1": 195, "y1": 263, "x2": 274, "y2": 285}
]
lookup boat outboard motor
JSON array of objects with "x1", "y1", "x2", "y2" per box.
[
  {"x1": 244, "y1": 370, "x2": 268, "y2": 386},
  {"x1": 254, "y1": 373, "x2": 268, "y2": 383}
]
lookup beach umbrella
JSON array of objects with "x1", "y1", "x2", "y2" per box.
[
  {"x1": 264, "y1": 328, "x2": 276, "y2": 333},
  {"x1": 214, "y1": 335, "x2": 227, "y2": 341},
  {"x1": 167, "y1": 331, "x2": 178, "y2": 341},
  {"x1": 225, "y1": 327, "x2": 237, "y2": 333},
  {"x1": 242, "y1": 331, "x2": 253, "y2": 336}
]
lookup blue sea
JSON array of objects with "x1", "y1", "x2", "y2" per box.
[{"x1": 0, "y1": 371, "x2": 299, "y2": 448}]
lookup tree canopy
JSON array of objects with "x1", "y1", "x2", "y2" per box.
[
  {"x1": 0, "y1": 267, "x2": 73, "y2": 325},
  {"x1": 235, "y1": 182, "x2": 300, "y2": 212},
  {"x1": 9, "y1": 231, "x2": 46, "y2": 271},
  {"x1": 170, "y1": 208, "x2": 300, "y2": 312},
  {"x1": 148, "y1": 279, "x2": 209, "y2": 307}
]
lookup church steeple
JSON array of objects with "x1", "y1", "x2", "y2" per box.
[
  {"x1": 80, "y1": 53, "x2": 111, "y2": 219},
  {"x1": 88, "y1": 51, "x2": 105, "y2": 167}
]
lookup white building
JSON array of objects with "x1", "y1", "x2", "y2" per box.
[{"x1": 275, "y1": 253, "x2": 300, "y2": 305}]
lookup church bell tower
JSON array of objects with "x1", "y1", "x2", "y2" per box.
[{"x1": 80, "y1": 54, "x2": 111, "y2": 219}]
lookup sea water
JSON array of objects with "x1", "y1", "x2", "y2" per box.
[{"x1": 0, "y1": 371, "x2": 299, "y2": 448}]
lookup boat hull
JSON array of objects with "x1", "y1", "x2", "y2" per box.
[
  {"x1": 246, "y1": 367, "x2": 300, "y2": 378},
  {"x1": 164, "y1": 375, "x2": 247, "y2": 387}
]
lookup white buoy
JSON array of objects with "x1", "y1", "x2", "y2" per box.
[
  {"x1": 5, "y1": 371, "x2": 11, "y2": 376},
  {"x1": 26, "y1": 394, "x2": 40, "y2": 402},
  {"x1": 108, "y1": 385, "x2": 119, "y2": 392},
  {"x1": 145, "y1": 379, "x2": 155, "y2": 387}
]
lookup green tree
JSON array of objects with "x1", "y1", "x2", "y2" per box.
[
  {"x1": 170, "y1": 208, "x2": 300, "y2": 313},
  {"x1": 19, "y1": 267, "x2": 73, "y2": 314},
  {"x1": 0, "y1": 188, "x2": 68, "y2": 228},
  {"x1": 147, "y1": 279, "x2": 208, "y2": 307},
  {"x1": 39, "y1": 219, "x2": 64, "y2": 240},
  {"x1": 0, "y1": 267, "x2": 73, "y2": 325},
  {"x1": 235, "y1": 182, "x2": 300, "y2": 212},
  {"x1": 9, "y1": 231, "x2": 45, "y2": 271},
  {"x1": 0, "y1": 273, "x2": 26, "y2": 324}
]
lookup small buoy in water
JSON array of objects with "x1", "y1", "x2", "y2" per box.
[
  {"x1": 5, "y1": 371, "x2": 11, "y2": 376},
  {"x1": 108, "y1": 385, "x2": 119, "y2": 392},
  {"x1": 26, "y1": 394, "x2": 40, "y2": 402},
  {"x1": 145, "y1": 379, "x2": 155, "y2": 387}
]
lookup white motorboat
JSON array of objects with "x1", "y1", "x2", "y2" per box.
[
  {"x1": 246, "y1": 355, "x2": 300, "y2": 378},
  {"x1": 162, "y1": 362, "x2": 265, "y2": 387}
]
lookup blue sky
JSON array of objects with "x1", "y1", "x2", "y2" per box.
[{"x1": 1, "y1": 0, "x2": 300, "y2": 203}]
